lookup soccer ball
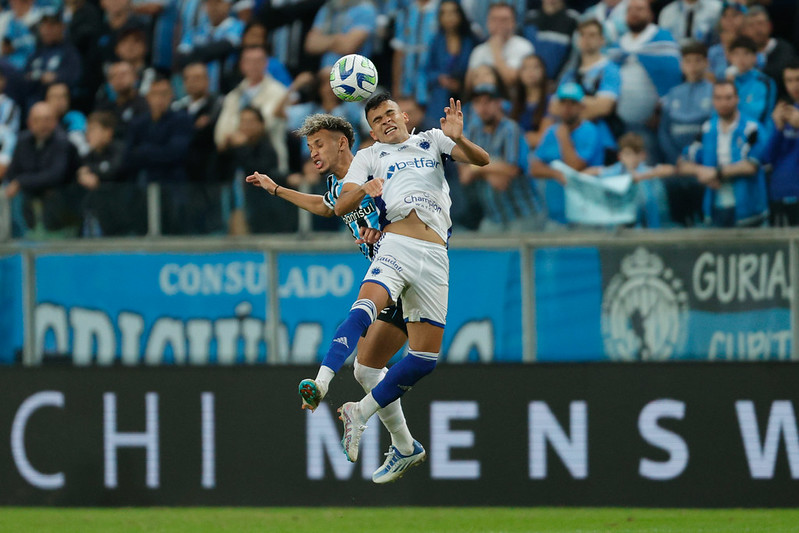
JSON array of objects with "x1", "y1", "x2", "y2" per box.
[{"x1": 329, "y1": 54, "x2": 378, "y2": 102}]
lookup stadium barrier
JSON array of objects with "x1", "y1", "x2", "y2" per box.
[
  {"x1": 1, "y1": 229, "x2": 798, "y2": 364},
  {"x1": 0, "y1": 364, "x2": 796, "y2": 507}
]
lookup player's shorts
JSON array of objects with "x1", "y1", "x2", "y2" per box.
[
  {"x1": 361, "y1": 299, "x2": 408, "y2": 337},
  {"x1": 362, "y1": 232, "x2": 448, "y2": 327}
]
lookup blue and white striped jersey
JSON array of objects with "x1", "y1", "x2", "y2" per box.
[
  {"x1": 323, "y1": 173, "x2": 382, "y2": 260},
  {"x1": 178, "y1": 14, "x2": 244, "y2": 93}
]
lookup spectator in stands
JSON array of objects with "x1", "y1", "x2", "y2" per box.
[
  {"x1": 511, "y1": 54, "x2": 552, "y2": 151},
  {"x1": 139, "y1": 0, "x2": 180, "y2": 72},
  {"x1": 96, "y1": 0, "x2": 149, "y2": 67},
  {"x1": 460, "y1": 82, "x2": 542, "y2": 233},
  {"x1": 678, "y1": 80, "x2": 768, "y2": 227},
  {"x1": 24, "y1": 8, "x2": 82, "y2": 105},
  {"x1": 46, "y1": 82, "x2": 89, "y2": 157},
  {"x1": 581, "y1": 0, "x2": 629, "y2": 46},
  {"x1": 523, "y1": 0, "x2": 579, "y2": 80},
  {"x1": 0, "y1": 71, "x2": 21, "y2": 180},
  {"x1": 228, "y1": 106, "x2": 296, "y2": 233},
  {"x1": 304, "y1": 0, "x2": 377, "y2": 69},
  {"x1": 238, "y1": 21, "x2": 292, "y2": 87},
  {"x1": 256, "y1": 0, "x2": 327, "y2": 77},
  {"x1": 727, "y1": 35, "x2": 776, "y2": 128},
  {"x1": 766, "y1": 59, "x2": 799, "y2": 226},
  {"x1": 63, "y1": 0, "x2": 104, "y2": 111},
  {"x1": 3, "y1": 102, "x2": 76, "y2": 231},
  {"x1": 460, "y1": 0, "x2": 526, "y2": 39},
  {"x1": 114, "y1": 27, "x2": 156, "y2": 95},
  {"x1": 658, "y1": 0, "x2": 722, "y2": 45},
  {"x1": 77, "y1": 111, "x2": 132, "y2": 236},
  {"x1": 94, "y1": 61, "x2": 149, "y2": 138},
  {"x1": 658, "y1": 41, "x2": 713, "y2": 226},
  {"x1": 172, "y1": 62, "x2": 222, "y2": 183},
  {"x1": 607, "y1": 0, "x2": 682, "y2": 163},
  {"x1": 467, "y1": 2, "x2": 535, "y2": 88},
  {"x1": 530, "y1": 82, "x2": 607, "y2": 227},
  {"x1": 707, "y1": 2, "x2": 746, "y2": 81},
  {"x1": 177, "y1": 0, "x2": 245, "y2": 93},
  {"x1": 423, "y1": 0, "x2": 478, "y2": 131},
  {"x1": 742, "y1": 5, "x2": 796, "y2": 96},
  {"x1": 215, "y1": 45, "x2": 288, "y2": 174},
  {"x1": 391, "y1": 0, "x2": 439, "y2": 105},
  {"x1": 0, "y1": 0, "x2": 41, "y2": 71},
  {"x1": 558, "y1": 18, "x2": 622, "y2": 163},
  {"x1": 124, "y1": 75, "x2": 193, "y2": 184}
]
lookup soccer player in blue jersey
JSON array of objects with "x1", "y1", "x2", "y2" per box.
[
  {"x1": 245, "y1": 113, "x2": 419, "y2": 483},
  {"x1": 325, "y1": 93, "x2": 489, "y2": 473}
]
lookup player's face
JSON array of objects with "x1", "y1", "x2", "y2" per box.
[
  {"x1": 783, "y1": 68, "x2": 799, "y2": 103},
  {"x1": 307, "y1": 129, "x2": 345, "y2": 174},
  {"x1": 367, "y1": 100, "x2": 410, "y2": 144}
]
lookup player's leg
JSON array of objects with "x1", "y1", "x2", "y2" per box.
[{"x1": 299, "y1": 280, "x2": 392, "y2": 411}]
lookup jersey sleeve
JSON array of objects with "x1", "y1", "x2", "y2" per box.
[
  {"x1": 341, "y1": 149, "x2": 373, "y2": 186},
  {"x1": 426, "y1": 128, "x2": 456, "y2": 156}
]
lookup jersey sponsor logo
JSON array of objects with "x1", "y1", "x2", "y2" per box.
[
  {"x1": 385, "y1": 157, "x2": 442, "y2": 180},
  {"x1": 404, "y1": 192, "x2": 442, "y2": 213},
  {"x1": 376, "y1": 254, "x2": 403, "y2": 272},
  {"x1": 601, "y1": 247, "x2": 689, "y2": 361},
  {"x1": 398, "y1": 145, "x2": 409, "y2": 151},
  {"x1": 341, "y1": 203, "x2": 377, "y2": 224}
]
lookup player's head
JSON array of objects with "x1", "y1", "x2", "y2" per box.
[
  {"x1": 364, "y1": 92, "x2": 410, "y2": 144},
  {"x1": 296, "y1": 113, "x2": 355, "y2": 175},
  {"x1": 712, "y1": 79, "x2": 739, "y2": 120}
]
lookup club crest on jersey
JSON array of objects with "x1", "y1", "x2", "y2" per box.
[
  {"x1": 371, "y1": 267, "x2": 381, "y2": 275},
  {"x1": 419, "y1": 140, "x2": 430, "y2": 150}
]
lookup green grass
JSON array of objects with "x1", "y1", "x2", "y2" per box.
[{"x1": 1, "y1": 507, "x2": 797, "y2": 533}]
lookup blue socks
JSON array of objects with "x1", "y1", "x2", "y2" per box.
[
  {"x1": 371, "y1": 351, "x2": 438, "y2": 408},
  {"x1": 320, "y1": 299, "x2": 377, "y2": 373}
]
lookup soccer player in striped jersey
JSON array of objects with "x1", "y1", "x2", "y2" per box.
[{"x1": 245, "y1": 113, "x2": 419, "y2": 483}]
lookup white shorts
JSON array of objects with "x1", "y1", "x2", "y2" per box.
[{"x1": 362, "y1": 232, "x2": 449, "y2": 327}]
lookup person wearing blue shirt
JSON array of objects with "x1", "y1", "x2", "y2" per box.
[
  {"x1": 24, "y1": 9, "x2": 82, "y2": 105},
  {"x1": 581, "y1": 0, "x2": 629, "y2": 46},
  {"x1": 459, "y1": 82, "x2": 543, "y2": 233},
  {"x1": 658, "y1": 0, "x2": 722, "y2": 45},
  {"x1": 391, "y1": 0, "x2": 439, "y2": 105},
  {"x1": 678, "y1": 80, "x2": 768, "y2": 227},
  {"x1": 304, "y1": 0, "x2": 377, "y2": 69},
  {"x1": 523, "y1": 0, "x2": 579, "y2": 80},
  {"x1": 658, "y1": 41, "x2": 713, "y2": 225},
  {"x1": 766, "y1": 60, "x2": 799, "y2": 226},
  {"x1": 707, "y1": 2, "x2": 747, "y2": 81},
  {"x1": 177, "y1": 0, "x2": 245, "y2": 94},
  {"x1": 559, "y1": 18, "x2": 622, "y2": 163},
  {"x1": 0, "y1": 0, "x2": 41, "y2": 71},
  {"x1": 530, "y1": 82, "x2": 608, "y2": 226},
  {"x1": 728, "y1": 35, "x2": 776, "y2": 129}
]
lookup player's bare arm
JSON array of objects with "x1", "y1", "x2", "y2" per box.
[
  {"x1": 334, "y1": 179, "x2": 383, "y2": 217},
  {"x1": 246, "y1": 171, "x2": 334, "y2": 217},
  {"x1": 441, "y1": 98, "x2": 490, "y2": 166}
]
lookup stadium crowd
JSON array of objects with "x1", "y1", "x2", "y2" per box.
[{"x1": 0, "y1": 0, "x2": 798, "y2": 237}]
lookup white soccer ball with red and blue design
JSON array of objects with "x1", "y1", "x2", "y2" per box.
[{"x1": 329, "y1": 54, "x2": 378, "y2": 102}]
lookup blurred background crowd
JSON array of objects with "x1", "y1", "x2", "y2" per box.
[{"x1": 0, "y1": 0, "x2": 798, "y2": 238}]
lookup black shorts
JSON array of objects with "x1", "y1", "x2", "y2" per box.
[{"x1": 361, "y1": 298, "x2": 408, "y2": 337}]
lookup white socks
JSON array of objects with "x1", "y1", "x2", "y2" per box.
[
  {"x1": 354, "y1": 360, "x2": 415, "y2": 455},
  {"x1": 314, "y1": 365, "x2": 335, "y2": 398}
]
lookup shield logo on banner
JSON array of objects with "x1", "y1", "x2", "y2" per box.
[{"x1": 601, "y1": 247, "x2": 689, "y2": 361}]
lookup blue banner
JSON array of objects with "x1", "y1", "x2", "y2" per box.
[
  {"x1": 534, "y1": 244, "x2": 793, "y2": 361},
  {"x1": 35, "y1": 252, "x2": 268, "y2": 365},
  {"x1": 0, "y1": 254, "x2": 23, "y2": 364}
]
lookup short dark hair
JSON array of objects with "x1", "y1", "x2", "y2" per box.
[
  {"x1": 714, "y1": 79, "x2": 738, "y2": 95},
  {"x1": 784, "y1": 57, "x2": 799, "y2": 73},
  {"x1": 241, "y1": 105, "x2": 265, "y2": 124},
  {"x1": 87, "y1": 110, "x2": 117, "y2": 131},
  {"x1": 364, "y1": 91, "x2": 392, "y2": 121},
  {"x1": 729, "y1": 35, "x2": 758, "y2": 54},
  {"x1": 577, "y1": 18, "x2": 603, "y2": 35},
  {"x1": 681, "y1": 41, "x2": 708, "y2": 58},
  {"x1": 150, "y1": 73, "x2": 172, "y2": 88}
]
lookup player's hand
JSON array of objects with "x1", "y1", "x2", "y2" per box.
[
  {"x1": 246, "y1": 171, "x2": 278, "y2": 192},
  {"x1": 440, "y1": 98, "x2": 463, "y2": 141},
  {"x1": 356, "y1": 227, "x2": 382, "y2": 244},
  {"x1": 362, "y1": 177, "x2": 384, "y2": 197}
]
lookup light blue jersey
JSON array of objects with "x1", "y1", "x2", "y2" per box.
[
  {"x1": 178, "y1": 14, "x2": 244, "y2": 92},
  {"x1": 323, "y1": 173, "x2": 382, "y2": 260}
]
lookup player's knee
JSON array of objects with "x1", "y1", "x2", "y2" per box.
[{"x1": 353, "y1": 358, "x2": 387, "y2": 392}]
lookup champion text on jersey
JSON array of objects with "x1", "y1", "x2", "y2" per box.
[
  {"x1": 341, "y1": 203, "x2": 377, "y2": 224},
  {"x1": 404, "y1": 192, "x2": 442, "y2": 213}
]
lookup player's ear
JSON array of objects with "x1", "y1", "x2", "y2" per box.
[
  {"x1": 402, "y1": 112, "x2": 409, "y2": 124},
  {"x1": 369, "y1": 129, "x2": 378, "y2": 141}
]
